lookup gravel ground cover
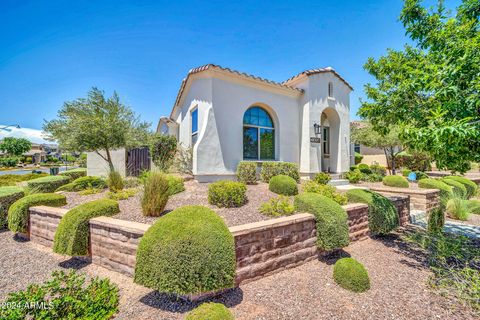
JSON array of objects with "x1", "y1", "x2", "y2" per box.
[
  {"x1": 0, "y1": 229, "x2": 477, "y2": 319},
  {"x1": 62, "y1": 181, "x2": 277, "y2": 227}
]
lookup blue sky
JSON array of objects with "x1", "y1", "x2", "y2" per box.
[{"x1": 0, "y1": 0, "x2": 461, "y2": 133}]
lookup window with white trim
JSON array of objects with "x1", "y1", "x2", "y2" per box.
[
  {"x1": 191, "y1": 108, "x2": 198, "y2": 145},
  {"x1": 328, "y1": 82, "x2": 333, "y2": 98}
]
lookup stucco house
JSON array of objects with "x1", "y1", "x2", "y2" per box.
[{"x1": 158, "y1": 64, "x2": 353, "y2": 182}]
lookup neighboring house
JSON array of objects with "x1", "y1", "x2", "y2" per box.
[
  {"x1": 23, "y1": 143, "x2": 61, "y2": 164},
  {"x1": 158, "y1": 64, "x2": 353, "y2": 182},
  {"x1": 351, "y1": 120, "x2": 388, "y2": 167}
]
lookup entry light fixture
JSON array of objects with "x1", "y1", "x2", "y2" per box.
[{"x1": 313, "y1": 123, "x2": 321, "y2": 135}]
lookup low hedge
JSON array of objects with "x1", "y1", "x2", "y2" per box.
[
  {"x1": 269, "y1": 175, "x2": 298, "y2": 196},
  {"x1": 418, "y1": 178, "x2": 453, "y2": 207},
  {"x1": 134, "y1": 205, "x2": 236, "y2": 295},
  {"x1": 27, "y1": 175, "x2": 70, "y2": 193},
  {"x1": 346, "y1": 189, "x2": 398, "y2": 235},
  {"x1": 260, "y1": 161, "x2": 300, "y2": 183},
  {"x1": 208, "y1": 180, "x2": 247, "y2": 207},
  {"x1": 441, "y1": 178, "x2": 467, "y2": 199},
  {"x1": 382, "y1": 175, "x2": 409, "y2": 188},
  {"x1": 443, "y1": 176, "x2": 477, "y2": 199},
  {"x1": 56, "y1": 176, "x2": 106, "y2": 192},
  {"x1": 8, "y1": 193, "x2": 67, "y2": 233},
  {"x1": 166, "y1": 174, "x2": 185, "y2": 195},
  {"x1": 236, "y1": 161, "x2": 257, "y2": 184},
  {"x1": 53, "y1": 199, "x2": 120, "y2": 256},
  {"x1": 185, "y1": 303, "x2": 234, "y2": 320},
  {"x1": 0, "y1": 186, "x2": 24, "y2": 229},
  {"x1": 59, "y1": 168, "x2": 87, "y2": 180},
  {"x1": 294, "y1": 193, "x2": 349, "y2": 251},
  {"x1": 333, "y1": 258, "x2": 370, "y2": 292}
]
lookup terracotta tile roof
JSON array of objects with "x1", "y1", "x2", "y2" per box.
[{"x1": 283, "y1": 67, "x2": 354, "y2": 91}]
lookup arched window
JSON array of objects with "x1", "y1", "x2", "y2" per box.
[
  {"x1": 243, "y1": 106, "x2": 275, "y2": 160},
  {"x1": 328, "y1": 82, "x2": 333, "y2": 97}
]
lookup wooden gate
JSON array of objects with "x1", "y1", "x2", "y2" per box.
[{"x1": 126, "y1": 147, "x2": 150, "y2": 177}]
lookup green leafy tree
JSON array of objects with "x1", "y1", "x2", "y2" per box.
[
  {"x1": 351, "y1": 122, "x2": 404, "y2": 174},
  {"x1": 43, "y1": 87, "x2": 150, "y2": 171},
  {"x1": 0, "y1": 137, "x2": 31, "y2": 156},
  {"x1": 149, "y1": 133, "x2": 177, "y2": 172},
  {"x1": 359, "y1": 0, "x2": 480, "y2": 173}
]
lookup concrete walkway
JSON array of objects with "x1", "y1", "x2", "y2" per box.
[{"x1": 410, "y1": 210, "x2": 480, "y2": 239}]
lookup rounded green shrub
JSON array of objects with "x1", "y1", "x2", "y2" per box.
[
  {"x1": 269, "y1": 175, "x2": 298, "y2": 196},
  {"x1": 313, "y1": 172, "x2": 331, "y2": 185},
  {"x1": 427, "y1": 207, "x2": 445, "y2": 234},
  {"x1": 350, "y1": 165, "x2": 358, "y2": 171},
  {"x1": 208, "y1": 180, "x2": 247, "y2": 207},
  {"x1": 443, "y1": 176, "x2": 477, "y2": 199},
  {"x1": 402, "y1": 169, "x2": 412, "y2": 177},
  {"x1": 346, "y1": 189, "x2": 398, "y2": 235},
  {"x1": 236, "y1": 161, "x2": 257, "y2": 184},
  {"x1": 8, "y1": 193, "x2": 67, "y2": 233},
  {"x1": 418, "y1": 178, "x2": 453, "y2": 207},
  {"x1": 134, "y1": 205, "x2": 236, "y2": 295},
  {"x1": 294, "y1": 193, "x2": 349, "y2": 250},
  {"x1": 27, "y1": 175, "x2": 70, "y2": 193},
  {"x1": 357, "y1": 164, "x2": 372, "y2": 174},
  {"x1": 53, "y1": 199, "x2": 120, "y2": 256},
  {"x1": 56, "y1": 176, "x2": 106, "y2": 192},
  {"x1": 165, "y1": 174, "x2": 185, "y2": 195},
  {"x1": 141, "y1": 172, "x2": 170, "y2": 217},
  {"x1": 260, "y1": 162, "x2": 300, "y2": 183},
  {"x1": 185, "y1": 303, "x2": 234, "y2": 320},
  {"x1": 302, "y1": 181, "x2": 347, "y2": 205},
  {"x1": 333, "y1": 258, "x2": 370, "y2": 292},
  {"x1": 354, "y1": 152, "x2": 363, "y2": 164},
  {"x1": 0, "y1": 186, "x2": 24, "y2": 229},
  {"x1": 382, "y1": 175, "x2": 409, "y2": 188},
  {"x1": 59, "y1": 168, "x2": 87, "y2": 180},
  {"x1": 369, "y1": 164, "x2": 387, "y2": 176},
  {"x1": 344, "y1": 169, "x2": 362, "y2": 184},
  {"x1": 441, "y1": 178, "x2": 467, "y2": 199}
]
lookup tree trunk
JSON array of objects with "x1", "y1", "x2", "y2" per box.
[
  {"x1": 105, "y1": 148, "x2": 115, "y2": 172},
  {"x1": 390, "y1": 148, "x2": 397, "y2": 175},
  {"x1": 383, "y1": 148, "x2": 392, "y2": 175}
]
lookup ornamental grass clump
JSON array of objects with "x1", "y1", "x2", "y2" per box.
[
  {"x1": 294, "y1": 193, "x2": 349, "y2": 251},
  {"x1": 333, "y1": 258, "x2": 370, "y2": 293},
  {"x1": 428, "y1": 207, "x2": 445, "y2": 234},
  {"x1": 134, "y1": 205, "x2": 236, "y2": 296},
  {"x1": 185, "y1": 303, "x2": 234, "y2": 320},
  {"x1": 346, "y1": 189, "x2": 398, "y2": 235},
  {"x1": 269, "y1": 175, "x2": 298, "y2": 196},
  {"x1": 0, "y1": 186, "x2": 24, "y2": 229},
  {"x1": 465, "y1": 199, "x2": 480, "y2": 215},
  {"x1": 141, "y1": 172, "x2": 170, "y2": 216},
  {"x1": 443, "y1": 176, "x2": 477, "y2": 199},
  {"x1": 236, "y1": 161, "x2": 258, "y2": 184},
  {"x1": 382, "y1": 175, "x2": 409, "y2": 188},
  {"x1": 53, "y1": 199, "x2": 120, "y2": 256},
  {"x1": 27, "y1": 175, "x2": 70, "y2": 193},
  {"x1": 8, "y1": 193, "x2": 66, "y2": 233},
  {"x1": 445, "y1": 196, "x2": 470, "y2": 221},
  {"x1": 107, "y1": 170, "x2": 124, "y2": 192},
  {"x1": 208, "y1": 180, "x2": 247, "y2": 207}
]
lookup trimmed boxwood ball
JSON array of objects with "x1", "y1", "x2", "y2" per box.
[
  {"x1": 418, "y1": 178, "x2": 453, "y2": 206},
  {"x1": 185, "y1": 303, "x2": 234, "y2": 320},
  {"x1": 443, "y1": 175, "x2": 477, "y2": 199},
  {"x1": 382, "y1": 175, "x2": 409, "y2": 188},
  {"x1": 0, "y1": 186, "x2": 24, "y2": 229},
  {"x1": 56, "y1": 176, "x2": 106, "y2": 192},
  {"x1": 346, "y1": 189, "x2": 398, "y2": 235},
  {"x1": 269, "y1": 175, "x2": 298, "y2": 196},
  {"x1": 208, "y1": 180, "x2": 247, "y2": 207},
  {"x1": 134, "y1": 205, "x2": 236, "y2": 295},
  {"x1": 59, "y1": 168, "x2": 87, "y2": 180},
  {"x1": 27, "y1": 175, "x2": 70, "y2": 193},
  {"x1": 53, "y1": 199, "x2": 120, "y2": 256},
  {"x1": 333, "y1": 258, "x2": 370, "y2": 292},
  {"x1": 8, "y1": 193, "x2": 67, "y2": 233},
  {"x1": 294, "y1": 193, "x2": 349, "y2": 250},
  {"x1": 441, "y1": 178, "x2": 467, "y2": 199}
]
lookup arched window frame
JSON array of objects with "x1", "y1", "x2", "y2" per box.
[{"x1": 243, "y1": 106, "x2": 275, "y2": 160}]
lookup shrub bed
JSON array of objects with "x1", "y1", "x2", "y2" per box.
[
  {"x1": 344, "y1": 169, "x2": 362, "y2": 184},
  {"x1": 236, "y1": 161, "x2": 257, "y2": 184},
  {"x1": 260, "y1": 162, "x2": 300, "y2": 183},
  {"x1": 443, "y1": 176, "x2": 477, "y2": 199},
  {"x1": 313, "y1": 172, "x2": 331, "y2": 185},
  {"x1": 294, "y1": 193, "x2": 349, "y2": 251},
  {"x1": 59, "y1": 168, "x2": 87, "y2": 180},
  {"x1": 382, "y1": 175, "x2": 409, "y2": 188},
  {"x1": 56, "y1": 176, "x2": 106, "y2": 192},
  {"x1": 134, "y1": 205, "x2": 236, "y2": 295},
  {"x1": 0, "y1": 270, "x2": 119, "y2": 320},
  {"x1": 166, "y1": 174, "x2": 185, "y2": 195},
  {"x1": 441, "y1": 178, "x2": 467, "y2": 199},
  {"x1": 185, "y1": 303, "x2": 234, "y2": 320},
  {"x1": 53, "y1": 199, "x2": 120, "y2": 256},
  {"x1": 269, "y1": 175, "x2": 298, "y2": 196},
  {"x1": 142, "y1": 172, "x2": 170, "y2": 216},
  {"x1": 333, "y1": 258, "x2": 370, "y2": 292},
  {"x1": 8, "y1": 193, "x2": 66, "y2": 233},
  {"x1": 357, "y1": 164, "x2": 372, "y2": 174},
  {"x1": 346, "y1": 189, "x2": 398, "y2": 235},
  {"x1": 302, "y1": 181, "x2": 347, "y2": 205},
  {"x1": 418, "y1": 178, "x2": 453, "y2": 207},
  {"x1": 27, "y1": 175, "x2": 70, "y2": 193},
  {"x1": 208, "y1": 180, "x2": 247, "y2": 207},
  {"x1": 0, "y1": 186, "x2": 24, "y2": 229}
]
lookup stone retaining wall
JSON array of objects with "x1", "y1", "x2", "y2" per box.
[
  {"x1": 388, "y1": 195, "x2": 410, "y2": 226},
  {"x1": 344, "y1": 203, "x2": 370, "y2": 241},
  {"x1": 29, "y1": 206, "x2": 68, "y2": 248},
  {"x1": 369, "y1": 186, "x2": 439, "y2": 213}
]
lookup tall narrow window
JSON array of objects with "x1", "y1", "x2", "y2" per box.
[
  {"x1": 243, "y1": 106, "x2": 275, "y2": 160},
  {"x1": 323, "y1": 127, "x2": 330, "y2": 155},
  {"x1": 191, "y1": 108, "x2": 198, "y2": 145},
  {"x1": 328, "y1": 82, "x2": 333, "y2": 97}
]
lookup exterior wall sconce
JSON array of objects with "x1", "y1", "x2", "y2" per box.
[{"x1": 313, "y1": 123, "x2": 321, "y2": 135}]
